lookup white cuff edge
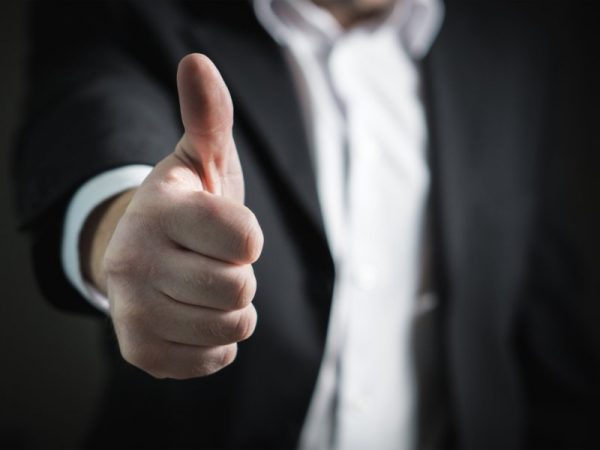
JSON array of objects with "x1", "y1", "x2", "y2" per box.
[{"x1": 60, "y1": 165, "x2": 154, "y2": 314}]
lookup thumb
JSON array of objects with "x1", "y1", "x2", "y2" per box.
[{"x1": 176, "y1": 53, "x2": 243, "y2": 201}]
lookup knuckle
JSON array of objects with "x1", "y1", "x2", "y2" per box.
[
  {"x1": 181, "y1": 265, "x2": 210, "y2": 295},
  {"x1": 231, "y1": 308, "x2": 256, "y2": 342},
  {"x1": 154, "y1": 160, "x2": 201, "y2": 194},
  {"x1": 239, "y1": 210, "x2": 263, "y2": 263},
  {"x1": 205, "y1": 317, "x2": 227, "y2": 342},
  {"x1": 191, "y1": 358, "x2": 217, "y2": 377},
  {"x1": 231, "y1": 267, "x2": 257, "y2": 310},
  {"x1": 231, "y1": 313, "x2": 249, "y2": 341},
  {"x1": 178, "y1": 262, "x2": 216, "y2": 300},
  {"x1": 191, "y1": 345, "x2": 237, "y2": 377},
  {"x1": 191, "y1": 318, "x2": 211, "y2": 342},
  {"x1": 196, "y1": 267, "x2": 216, "y2": 291},
  {"x1": 204, "y1": 310, "x2": 253, "y2": 343},
  {"x1": 220, "y1": 344, "x2": 238, "y2": 368}
]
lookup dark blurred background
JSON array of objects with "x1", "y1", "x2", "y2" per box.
[
  {"x1": 1, "y1": 2, "x2": 598, "y2": 449},
  {"x1": 1, "y1": 2, "x2": 107, "y2": 449}
]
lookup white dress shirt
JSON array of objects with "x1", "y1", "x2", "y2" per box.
[{"x1": 61, "y1": 0, "x2": 444, "y2": 448}]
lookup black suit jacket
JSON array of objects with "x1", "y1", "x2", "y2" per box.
[{"x1": 14, "y1": 1, "x2": 600, "y2": 449}]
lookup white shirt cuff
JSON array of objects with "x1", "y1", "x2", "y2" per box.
[{"x1": 61, "y1": 165, "x2": 154, "y2": 313}]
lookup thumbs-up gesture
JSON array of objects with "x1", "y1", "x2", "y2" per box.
[{"x1": 90, "y1": 54, "x2": 263, "y2": 379}]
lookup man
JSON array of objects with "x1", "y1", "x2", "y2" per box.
[{"x1": 15, "y1": 0, "x2": 599, "y2": 449}]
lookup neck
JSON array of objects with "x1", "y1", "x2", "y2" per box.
[{"x1": 311, "y1": 0, "x2": 396, "y2": 28}]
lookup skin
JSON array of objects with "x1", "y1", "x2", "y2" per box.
[
  {"x1": 81, "y1": 0, "x2": 396, "y2": 380},
  {"x1": 313, "y1": 0, "x2": 397, "y2": 27},
  {"x1": 83, "y1": 55, "x2": 262, "y2": 379}
]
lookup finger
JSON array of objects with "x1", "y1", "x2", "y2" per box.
[
  {"x1": 161, "y1": 190, "x2": 263, "y2": 264},
  {"x1": 147, "y1": 298, "x2": 257, "y2": 347},
  {"x1": 176, "y1": 53, "x2": 243, "y2": 201},
  {"x1": 109, "y1": 287, "x2": 246, "y2": 376},
  {"x1": 122, "y1": 339, "x2": 238, "y2": 380},
  {"x1": 156, "y1": 249, "x2": 256, "y2": 311}
]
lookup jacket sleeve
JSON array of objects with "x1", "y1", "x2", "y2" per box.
[{"x1": 13, "y1": 0, "x2": 182, "y2": 314}]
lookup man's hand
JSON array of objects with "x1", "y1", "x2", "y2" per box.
[{"x1": 81, "y1": 54, "x2": 263, "y2": 379}]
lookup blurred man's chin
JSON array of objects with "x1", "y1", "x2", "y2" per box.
[{"x1": 313, "y1": 0, "x2": 396, "y2": 11}]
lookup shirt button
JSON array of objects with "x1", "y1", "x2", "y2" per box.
[{"x1": 352, "y1": 264, "x2": 378, "y2": 290}]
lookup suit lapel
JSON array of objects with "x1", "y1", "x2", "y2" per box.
[{"x1": 422, "y1": 3, "x2": 549, "y2": 448}]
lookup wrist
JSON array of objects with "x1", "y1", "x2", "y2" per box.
[{"x1": 80, "y1": 188, "x2": 137, "y2": 295}]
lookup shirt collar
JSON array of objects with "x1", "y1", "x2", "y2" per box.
[{"x1": 253, "y1": 0, "x2": 445, "y2": 59}]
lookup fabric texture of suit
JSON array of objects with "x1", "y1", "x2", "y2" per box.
[{"x1": 14, "y1": 1, "x2": 599, "y2": 449}]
